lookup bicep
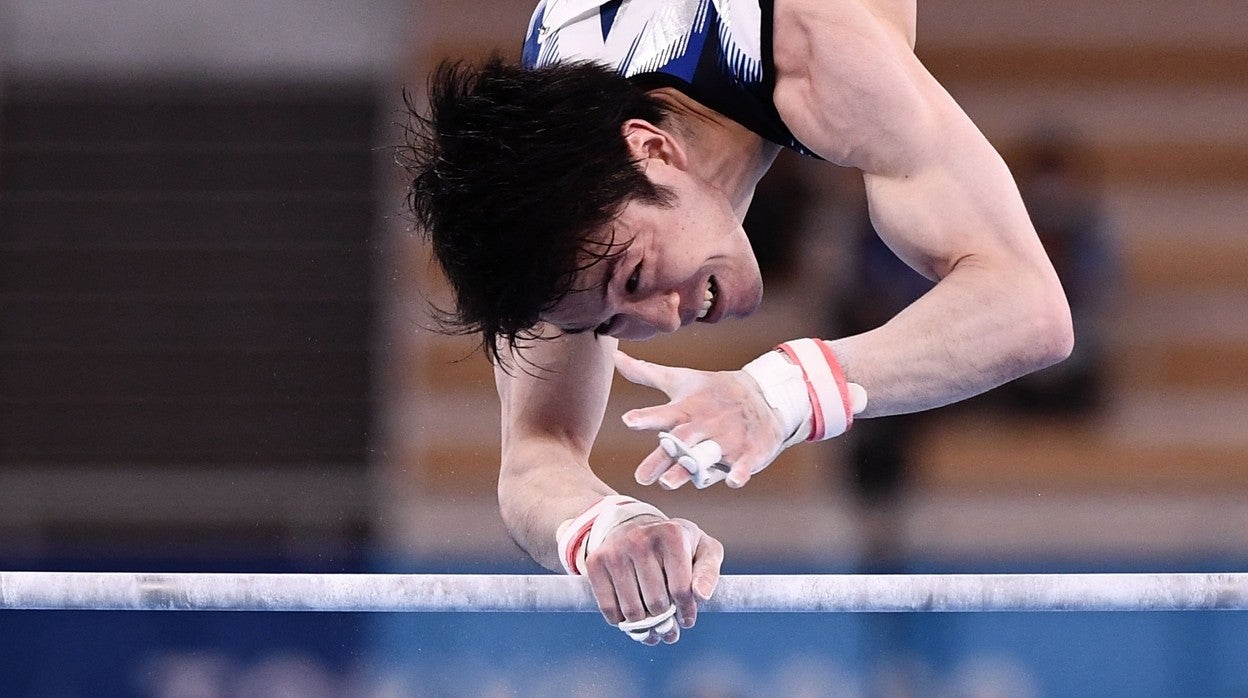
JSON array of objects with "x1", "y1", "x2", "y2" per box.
[
  {"x1": 774, "y1": 6, "x2": 1046, "y2": 279},
  {"x1": 861, "y1": 120, "x2": 1042, "y2": 284}
]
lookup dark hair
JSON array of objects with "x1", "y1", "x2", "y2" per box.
[{"x1": 400, "y1": 57, "x2": 673, "y2": 365}]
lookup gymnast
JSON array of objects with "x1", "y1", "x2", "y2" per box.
[{"x1": 402, "y1": 0, "x2": 1073, "y2": 645}]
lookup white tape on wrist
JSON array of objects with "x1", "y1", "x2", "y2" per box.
[
  {"x1": 742, "y1": 338, "x2": 868, "y2": 446},
  {"x1": 554, "y1": 495, "x2": 667, "y2": 575}
]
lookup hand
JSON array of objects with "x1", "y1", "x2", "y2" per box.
[
  {"x1": 584, "y1": 515, "x2": 723, "y2": 645},
  {"x1": 614, "y1": 349, "x2": 789, "y2": 489}
]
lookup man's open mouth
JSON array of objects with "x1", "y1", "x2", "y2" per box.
[{"x1": 696, "y1": 276, "x2": 718, "y2": 321}]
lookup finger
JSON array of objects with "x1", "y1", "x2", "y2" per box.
[
  {"x1": 660, "y1": 528, "x2": 697, "y2": 629},
  {"x1": 634, "y1": 558, "x2": 672, "y2": 620},
  {"x1": 684, "y1": 440, "x2": 723, "y2": 471},
  {"x1": 658, "y1": 613, "x2": 680, "y2": 644},
  {"x1": 725, "y1": 465, "x2": 753, "y2": 489},
  {"x1": 725, "y1": 445, "x2": 778, "y2": 488},
  {"x1": 613, "y1": 350, "x2": 679, "y2": 394},
  {"x1": 623, "y1": 614, "x2": 674, "y2": 646},
  {"x1": 584, "y1": 560, "x2": 624, "y2": 625},
  {"x1": 684, "y1": 463, "x2": 729, "y2": 490},
  {"x1": 633, "y1": 560, "x2": 678, "y2": 644},
  {"x1": 620, "y1": 404, "x2": 686, "y2": 432},
  {"x1": 600, "y1": 555, "x2": 648, "y2": 624},
  {"x1": 688, "y1": 527, "x2": 725, "y2": 601},
  {"x1": 724, "y1": 454, "x2": 758, "y2": 489},
  {"x1": 656, "y1": 430, "x2": 723, "y2": 489},
  {"x1": 659, "y1": 464, "x2": 693, "y2": 490},
  {"x1": 655, "y1": 428, "x2": 711, "y2": 483},
  {"x1": 635, "y1": 446, "x2": 678, "y2": 486}
]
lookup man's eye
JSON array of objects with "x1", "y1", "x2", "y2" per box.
[
  {"x1": 625, "y1": 263, "x2": 641, "y2": 293},
  {"x1": 594, "y1": 315, "x2": 618, "y2": 336}
]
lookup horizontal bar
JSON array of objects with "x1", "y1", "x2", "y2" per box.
[{"x1": 1, "y1": 572, "x2": 1246, "y2": 613}]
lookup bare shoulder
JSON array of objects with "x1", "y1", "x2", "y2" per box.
[
  {"x1": 771, "y1": 0, "x2": 934, "y2": 173},
  {"x1": 860, "y1": 0, "x2": 916, "y2": 49}
]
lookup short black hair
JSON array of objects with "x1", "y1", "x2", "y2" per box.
[{"x1": 400, "y1": 57, "x2": 673, "y2": 364}]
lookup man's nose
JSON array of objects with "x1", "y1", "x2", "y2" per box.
[{"x1": 629, "y1": 291, "x2": 681, "y2": 336}]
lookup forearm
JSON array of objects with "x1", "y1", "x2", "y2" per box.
[
  {"x1": 830, "y1": 253, "x2": 1072, "y2": 417},
  {"x1": 494, "y1": 330, "x2": 624, "y2": 571},
  {"x1": 498, "y1": 439, "x2": 616, "y2": 571}
]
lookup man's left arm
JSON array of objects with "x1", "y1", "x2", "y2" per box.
[
  {"x1": 770, "y1": 0, "x2": 1073, "y2": 416},
  {"x1": 621, "y1": 0, "x2": 1072, "y2": 488}
]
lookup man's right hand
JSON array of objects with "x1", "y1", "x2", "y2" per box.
[{"x1": 583, "y1": 515, "x2": 723, "y2": 645}]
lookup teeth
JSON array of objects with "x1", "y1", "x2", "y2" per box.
[{"x1": 697, "y1": 278, "x2": 715, "y2": 319}]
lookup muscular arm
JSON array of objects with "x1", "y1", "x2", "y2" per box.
[
  {"x1": 496, "y1": 327, "x2": 724, "y2": 643},
  {"x1": 773, "y1": 0, "x2": 1073, "y2": 416},
  {"x1": 495, "y1": 327, "x2": 619, "y2": 570}
]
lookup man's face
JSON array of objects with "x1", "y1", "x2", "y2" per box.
[{"x1": 543, "y1": 162, "x2": 763, "y2": 341}]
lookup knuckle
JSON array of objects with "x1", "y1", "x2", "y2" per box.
[
  {"x1": 623, "y1": 526, "x2": 654, "y2": 549},
  {"x1": 586, "y1": 547, "x2": 625, "y2": 572},
  {"x1": 599, "y1": 606, "x2": 624, "y2": 624},
  {"x1": 647, "y1": 595, "x2": 672, "y2": 614},
  {"x1": 648, "y1": 522, "x2": 683, "y2": 547},
  {"x1": 618, "y1": 600, "x2": 646, "y2": 621},
  {"x1": 669, "y1": 586, "x2": 695, "y2": 605}
]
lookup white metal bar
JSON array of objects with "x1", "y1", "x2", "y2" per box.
[{"x1": 1, "y1": 572, "x2": 1246, "y2": 613}]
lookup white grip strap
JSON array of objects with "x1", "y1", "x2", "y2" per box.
[
  {"x1": 742, "y1": 338, "x2": 867, "y2": 445},
  {"x1": 555, "y1": 495, "x2": 667, "y2": 576},
  {"x1": 617, "y1": 606, "x2": 677, "y2": 641},
  {"x1": 658, "y1": 432, "x2": 726, "y2": 489},
  {"x1": 741, "y1": 349, "x2": 813, "y2": 449}
]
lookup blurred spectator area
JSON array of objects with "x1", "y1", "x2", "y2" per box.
[
  {"x1": 0, "y1": 81, "x2": 379, "y2": 552},
  {"x1": 0, "y1": 0, "x2": 1240, "y2": 563},
  {"x1": 387, "y1": 0, "x2": 1248, "y2": 559},
  {"x1": 909, "y1": 4, "x2": 1248, "y2": 495}
]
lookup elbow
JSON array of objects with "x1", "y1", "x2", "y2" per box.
[
  {"x1": 1022, "y1": 280, "x2": 1075, "y2": 372},
  {"x1": 496, "y1": 458, "x2": 525, "y2": 530}
]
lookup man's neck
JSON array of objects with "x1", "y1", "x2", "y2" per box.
[{"x1": 647, "y1": 88, "x2": 780, "y2": 219}]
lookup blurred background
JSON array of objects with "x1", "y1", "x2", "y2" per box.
[{"x1": 2, "y1": 0, "x2": 1247, "y2": 695}]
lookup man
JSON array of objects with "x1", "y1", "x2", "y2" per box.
[{"x1": 403, "y1": 0, "x2": 1073, "y2": 645}]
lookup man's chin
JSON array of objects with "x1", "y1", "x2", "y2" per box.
[{"x1": 734, "y1": 284, "x2": 764, "y2": 319}]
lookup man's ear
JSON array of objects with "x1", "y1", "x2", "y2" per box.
[{"x1": 621, "y1": 119, "x2": 688, "y2": 170}]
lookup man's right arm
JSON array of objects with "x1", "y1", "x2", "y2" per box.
[
  {"x1": 495, "y1": 327, "x2": 618, "y2": 570},
  {"x1": 494, "y1": 327, "x2": 724, "y2": 644}
]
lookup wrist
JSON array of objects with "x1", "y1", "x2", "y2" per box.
[
  {"x1": 555, "y1": 495, "x2": 667, "y2": 575},
  {"x1": 741, "y1": 350, "x2": 811, "y2": 448},
  {"x1": 743, "y1": 338, "x2": 868, "y2": 446}
]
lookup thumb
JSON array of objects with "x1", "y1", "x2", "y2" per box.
[
  {"x1": 684, "y1": 523, "x2": 723, "y2": 601},
  {"x1": 613, "y1": 350, "x2": 677, "y2": 394}
]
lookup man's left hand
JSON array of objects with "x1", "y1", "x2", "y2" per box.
[{"x1": 614, "y1": 350, "x2": 787, "y2": 489}]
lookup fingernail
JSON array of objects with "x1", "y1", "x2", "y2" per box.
[
  {"x1": 695, "y1": 581, "x2": 713, "y2": 599},
  {"x1": 726, "y1": 475, "x2": 744, "y2": 488},
  {"x1": 660, "y1": 473, "x2": 682, "y2": 489}
]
